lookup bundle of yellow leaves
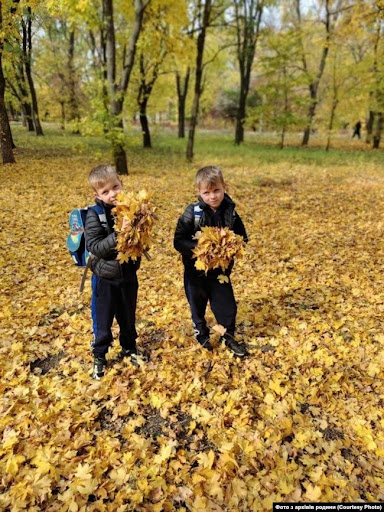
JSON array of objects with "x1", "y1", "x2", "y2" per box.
[
  {"x1": 192, "y1": 226, "x2": 245, "y2": 273},
  {"x1": 113, "y1": 190, "x2": 156, "y2": 262}
]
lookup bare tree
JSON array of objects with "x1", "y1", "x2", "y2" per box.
[
  {"x1": 137, "y1": 53, "x2": 164, "y2": 148},
  {"x1": 103, "y1": 0, "x2": 150, "y2": 174},
  {"x1": 176, "y1": 68, "x2": 190, "y2": 138},
  {"x1": 67, "y1": 29, "x2": 80, "y2": 130},
  {"x1": 7, "y1": 67, "x2": 34, "y2": 131},
  {"x1": 372, "y1": 17, "x2": 384, "y2": 148},
  {"x1": 232, "y1": 0, "x2": 264, "y2": 145},
  {"x1": 186, "y1": 0, "x2": 213, "y2": 162},
  {"x1": 296, "y1": 0, "x2": 334, "y2": 146},
  {"x1": 0, "y1": 1, "x2": 15, "y2": 163},
  {"x1": 22, "y1": 7, "x2": 44, "y2": 135}
]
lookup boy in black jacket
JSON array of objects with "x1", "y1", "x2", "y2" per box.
[
  {"x1": 85, "y1": 165, "x2": 141, "y2": 379},
  {"x1": 174, "y1": 166, "x2": 248, "y2": 356}
]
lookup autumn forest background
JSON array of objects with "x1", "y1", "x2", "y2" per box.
[{"x1": 1, "y1": 0, "x2": 384, "y2": 511}]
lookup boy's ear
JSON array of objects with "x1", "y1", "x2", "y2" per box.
[{"x1": 94, "y1": 190, "x2": 102, "y2": 201}]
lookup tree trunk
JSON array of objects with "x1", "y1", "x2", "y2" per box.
[
  {"x1": 23, "y1": 101, "x2": 34, "y2": 131},
  {"x1": 113, "y1": 135, "x2": 129, "y2": 173},
  {"x1": 366, "y1": 110, "x2": 374, "y2": 144},
  {"x1": 111, "y1": 98, "x2": 128, "y2": 174},
  {"x1": 235, "y1": 84, "x2": 247, "y2": 144},
  {"x1": 297, "y1": 0, "x2": 331, "y2": 146},
  {"x1": 372, "y1": 20, "x2": 383, "y2": 149},
  {"x1": 233, "y1": 0, "x2": 263, "y2": 145},
  {"x1": 9, "y1": 63, "x2": 34, "y2": 131},
  {"x1": 0, "y1": 4, "x2": 15, "y2": 164},
  {"x1": 280, "y1": 71, "x2": 289, "y2": 150},
  {"x1": 176, "y1": 69, "x2": 190, "y2": 138},
  {"x1": 67, "y1": 30, "x2": 80, "y2": 132},
  {"x1": 89, "y1": 26, "x2": 109, "y2": 134},
  {"x1": 372, "y1": 112, "x2": 383, "y2": 149},
  {"x1": 326, "y1": 98, "x2": 338, "y2": 152},
  {"x1": 139, "y1": 98, "x2": 151, "y2": 148},
  {"x1": 103, "y1": 0, "x2": 148, "y2": 175},
  {"x1": 187, "y1": 0, "x2": 212, "y2": 162},
  {"x1": 8, "y1": 103, "x2": 16, "y2": 121},
  {"x1": 60, "y1": 100, "x2": 66, "y2": 129},
  {"x1": 23, "y1": 10, "x2": 44, "y2": 136},
  {"x1": 0, "y1": 99, "x2": 15, "y2": 163},
  {"x1": 302, "y1": 90, "x2": 317, "y2": 146}
]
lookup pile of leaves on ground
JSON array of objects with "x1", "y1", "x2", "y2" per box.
[{"x1": 1, "y1": 137, "x2": 384, "y2": 511}]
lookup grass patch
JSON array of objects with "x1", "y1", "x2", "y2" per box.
[{"x1": 11, "y1": 122, "x2": 384, "y2": 173}]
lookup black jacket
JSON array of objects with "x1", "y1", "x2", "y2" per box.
[
  {"x1": 174, "y1": 193, "x2": 248, "y2": 276},
  {"x1": 85, "y1": 199, "x2": 139, "y2": 281}
]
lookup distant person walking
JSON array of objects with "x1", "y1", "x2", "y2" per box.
[{"x1": 352, "y1": 121, "x2": 362, "y2": 139}]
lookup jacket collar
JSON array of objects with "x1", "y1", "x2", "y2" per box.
[{"x1": 95, "y1": 198, "x2": 115, "y2": 211}]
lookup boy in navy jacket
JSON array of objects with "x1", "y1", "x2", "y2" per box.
[
  {"x1": 85, "y1": 165, "x2": 140, "y2": 379},
  {"x1": 174, "y1": 166, "x2": 248, "y2": 356}
]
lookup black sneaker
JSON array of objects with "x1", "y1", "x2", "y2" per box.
[
  {"x1": 92, "y1": 357, "x2": 107, "y2": 379},
  {"x1": 197, "y1": 336, "x2": 214, "y2": 351},
  {"x1": 118, "y1": 348, "x2": 142, "y2": 367},
  {"x1": 118, "y1": 348, "x2": 134, "y2": 359},
  {"x1": 222, "y1": 335, "x2": 248, "y2": 357}
]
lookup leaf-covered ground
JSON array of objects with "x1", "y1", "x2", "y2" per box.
[{"x1": 1, "y1": 129, "x2": 384, "y2": 511}]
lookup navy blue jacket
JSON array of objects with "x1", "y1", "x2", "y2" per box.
[{"x1": 85, "y1": 199, "x2": 139, "y2": 281}]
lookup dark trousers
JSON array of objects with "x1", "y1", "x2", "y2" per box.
[
  {"x1": 184, "y1": 271, "x2": 237, "y2": 339},
  {"x1": 91, "y1": 275, "x2": 138, "y2": 357}
]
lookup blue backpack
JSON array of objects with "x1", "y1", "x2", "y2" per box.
[{"x1": 67, "y1": 204, "x2": 104, "y2": 291}]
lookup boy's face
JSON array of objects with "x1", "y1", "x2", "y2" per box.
[
  {"x1": 198, "y1": 180, "x2": 225, "y2": 211},
  {"x1": 94, "y1": 176, "x2": 123, "y2": 205}
]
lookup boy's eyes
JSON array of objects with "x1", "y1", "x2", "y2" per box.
[{"x1": 101, "y1": 184, "x2": 119, "y2": 194}]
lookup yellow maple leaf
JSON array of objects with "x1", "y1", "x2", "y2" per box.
[
  {"x1": 74, "y1": 462, "x2": 93, "y2": 480},
  {"x1": 31, "y1": 452, "x2": 56, "y2": 476},
  {"x1": 195, "y1": 259, "x2": 207, "y2": 271},
  {"x1": 197, "y1": 450, "x2": 215, "y2": 469},
  {"x1": 212, "y1": 324, "x2": 227, "y2": 336},
  {"x1": 217, "y1": 274, "x2": 229, "y2": 284},
  {"x1": 367, "y1": 362, "x2": 380, "y2": 377},
  {"x1": 206, "y1": 473, "x2": 224, "y2": 501},
  {"x1": 2, "y1": 429, "x2": 19, "y2": 450},
  {"x1": 154, "y1": 443, "x2": 174, "y2": 464},
  {"x1": 264, "y1": 392, "x2": 275, "y2": 405},
  {"x1": 231, "y1": 477, "x2": 247, "y2": 499},
  {"x1": 109, "y1": 466, "x2": 129, "y2": 486},
  {"x1": 190, "y1": 404, "x2": 213, "y2": 424},
  {"x1": 6, "y1": 454, "x2": 25, "y2": 476},
  {"x1": 305, "y1": 483, "x2": 322, "y2": 501}
]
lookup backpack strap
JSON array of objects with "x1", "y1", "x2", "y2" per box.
[
  {"x1": 193, "y1": 203, "x2": 203, "y2": 231},
  {"x1": 79, "y1": 255, "x2": 94, "y2": 293},
  {"x1": 79, "y1": 204, "x2": 106, "y2": 293},
  {"x1": 91, "y1": 204, "x2": 106, "y2": 223}
]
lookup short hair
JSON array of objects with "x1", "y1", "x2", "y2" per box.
[
  {"x1": 195, "y1": 166, "x2": 225, "y2": 188},
  {"x1": 88, "y1": 164, "x2": 119, "y2": 189}
]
